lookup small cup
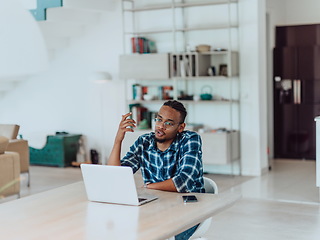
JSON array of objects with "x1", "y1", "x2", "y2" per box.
[
  {"x1": 207, "y1": 66, "x2": 216, "y2": 76},
  {"x1": 143, "y1": 94, "x2": 153, "y2": 101},
  {"x1": 193, "y1": 95, "x2": 200, "y2": 101}
]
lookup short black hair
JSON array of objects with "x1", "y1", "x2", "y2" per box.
[{"x1": 163, "y1": 100, "x2": 187, "y2": 123}]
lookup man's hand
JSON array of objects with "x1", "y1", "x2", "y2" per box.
[
  {"x1": 114, "y1": 112, "x2": 136, "y2": 144},
  {"x1": 107, "y1": 112, "x2": 136, "y2": 166},
  {"x1": 146, "y1": 179, "x2": 177, "y2": 192}
]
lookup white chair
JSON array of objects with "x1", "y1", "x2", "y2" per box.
[
  {"x1": 167, "y1": 177, "x2": 218, "y2": 240},
  {"x1": 189, "y1": 177, "x2": 218, "y2": 240}
]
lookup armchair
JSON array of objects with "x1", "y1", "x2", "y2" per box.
[
  {"x1": 0, "y1": 136, "x2": 20, "y2": 198},
  {"x1": 0, "y1": 124, "x2": 30, "y2": 186}
]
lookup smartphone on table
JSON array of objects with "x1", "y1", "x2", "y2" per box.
[{"x1": 182, "y1": 195, "x2": 198, "y2": 203}]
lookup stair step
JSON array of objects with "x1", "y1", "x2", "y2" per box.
[
  {"x1": 0, "y1": 82, "x2": 17, "y2": 92},
  {"x1": 38, "y1": 21, "x2": 85, "y2": 38},
  {"x1": 43, "y1": 36, "x2": 69, "y2": 50},
  {"x1": 47, "y1": 49, "x2": 58, "y2": 60},
  {"x1": 63, "y1": 0, "x2": 115, "y2": 11},
  {"x1": 46, "y1": 7, "x2": 100, "y2": 24}
]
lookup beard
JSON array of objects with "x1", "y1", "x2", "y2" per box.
[{"x1": 155, "y1": 137, "x2": 166, "y2": 143}]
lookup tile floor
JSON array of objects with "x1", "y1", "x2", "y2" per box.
[
  {"x1": 1, "y1": 159, "x2": 319, "y2": 240},
  {"x1": 204, "y1": 159, "x2": 320, "y2": 240}
]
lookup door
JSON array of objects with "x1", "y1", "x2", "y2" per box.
[
  {"x1": 274, "y1": 47, "x2": 297, "y2": 158},
  {"x1": 274, "y1": 45, "x2": 320, "y2": 159}
]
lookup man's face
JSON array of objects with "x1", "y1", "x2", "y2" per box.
[{"x1": 154, "y1": 105, "x2": 185, "y2": 143}]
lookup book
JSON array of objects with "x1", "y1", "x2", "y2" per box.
[
  {"x1": 131, "y1": 37, "x2": 156, "y2": 54},
  {"x1": 162, "y1": 86, "x2": 173, "y2": 100},
  {"x1": 131, "y1": 37, "x2": 136, "y2": 53},
  {"x1": 148, "y1": 40, "x2": 157, "y2": 53},
  {"x1": 180, "y1": 60, "x2": 186, "y2": 77},
  {"x1": 132, "y1": 84, "x2": 142, "y2": 100}
]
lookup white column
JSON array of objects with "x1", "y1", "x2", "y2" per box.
[{"x1": 314, "y1": 117, "x2": 320, "y2": 188}]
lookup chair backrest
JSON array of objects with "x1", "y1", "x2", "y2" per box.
[
  {"x1": 203, "y1": 177, "x2": 218, "y2": 194},
  {"x1": 0, "y1": 136, "x2": 9, "y2": 154},
  {"x1": 188, "y1": 177, "x2": 219, "y2": 239},
  {"x1": 0, "y1": 124, "x2": 20, "y2": 139}
]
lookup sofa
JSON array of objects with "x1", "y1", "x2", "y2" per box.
[
  {"x1": 0, "y1": 136, "x2": 20, "y2": 198},
  {"x1": 0, "y1": 124, "x2": 30, "y2": 186},
  {"x1": 30, "y1": 133, "x2": 82, "y2": 167}
]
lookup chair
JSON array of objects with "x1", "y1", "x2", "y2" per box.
[
  {"x1": 0, "y1": 136, "x2": 20, "y2": 198},
  {"x1": 189, "y1": 177, "x2": 218, "y2": 240},
  {"x1": 167, "y1": 177, "x2": 218, "y2": 240},
  {"x1": 0, "y1": 124, "x2": 30, "y2": 186}
]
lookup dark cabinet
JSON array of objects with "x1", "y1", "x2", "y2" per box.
[
  {"x1": 274, "y1": 46, "x2": 320, "y2": 81},
  {"x1": 274, "y1": 24, "x2": 320, "y2": 159},
  {"x1": 274, "y1": 103, "x2": 320, "y2": 159},
  {"x1": 276, "y1": 24, "x2": 320, "y2": 47}
]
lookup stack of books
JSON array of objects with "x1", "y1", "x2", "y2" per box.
[{"x1": 131, "y1": 37, "x2": 157, "y2": 54}]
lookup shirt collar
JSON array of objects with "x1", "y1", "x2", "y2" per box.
[{"x1": 148, "y1": 132, "x2": 182, "y2": 152}]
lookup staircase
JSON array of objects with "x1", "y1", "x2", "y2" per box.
[
  {"x1": 0, "y1": 0, "x2": 114, "y2": 97},
  {"x1": 33, "y1": 0, "x2": 115, "y2": 57}
]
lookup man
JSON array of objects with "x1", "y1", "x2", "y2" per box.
[{"x1": 108, "y1": 100, "x2": 204, "y2": 239}]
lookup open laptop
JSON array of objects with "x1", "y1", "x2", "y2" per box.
[{"x1": 80, "y1": 164, "x2": 158, "y2": 206}]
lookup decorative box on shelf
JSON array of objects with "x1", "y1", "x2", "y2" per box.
[{"x1": 119, "y1": 53, "x2": 170, "y2": 80}]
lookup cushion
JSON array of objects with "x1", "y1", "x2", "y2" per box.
[
  {"x1": 0, "y1": 124, "x2": 20, "y2": 139},
  {"x1": 0, "y1": 136, "x2": 9, "y2": 154}
]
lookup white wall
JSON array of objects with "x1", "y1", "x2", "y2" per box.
[
  {"x1": 284, "y1": 0, "x2": 320, "y2": 25},
  {"x1": 19, "y1": 0, "x2": 37, "y2": 9},
  {"x1": 0, "y1": 4, "x2": 125, "y2": 164}
]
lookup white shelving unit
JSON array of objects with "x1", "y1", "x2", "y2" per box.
[{"x1": 120, "y1": 0, "x2": 240, "y2": 173}]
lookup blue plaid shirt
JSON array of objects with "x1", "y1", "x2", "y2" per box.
[{"x1": 121, "y1": 130, "x2": 205, "y2": 193}]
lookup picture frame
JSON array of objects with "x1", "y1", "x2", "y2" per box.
[{"x1": 219, "y1": 64, "x2": 228, "y2": 76}]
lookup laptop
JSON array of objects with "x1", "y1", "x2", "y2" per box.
[{"x1": 80, "y1": 164, "x2": 158, "y2": 206}]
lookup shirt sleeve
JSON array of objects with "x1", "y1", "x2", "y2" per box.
[
  {"x1": 120, "y1": 137, "x2": 141, "y2": 173},
  {"x1": 172, "y1": 133, "x2": 204, "y2": 193}
]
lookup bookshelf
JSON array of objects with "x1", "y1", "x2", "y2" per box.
[{"x1": 120, "y1": 0, "x2": 240, "y2": 172}]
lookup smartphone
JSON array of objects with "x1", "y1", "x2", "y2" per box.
[
  {"x1": 182, "y1": 195, "x2": 198, "y2": 203},
  {"x1": 127, "y1": 113, "x2": 134, "y2": 129}
]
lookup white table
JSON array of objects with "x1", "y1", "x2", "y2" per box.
[{"x1": 0, "y1": 179, "x2": 240, "y2": 240}]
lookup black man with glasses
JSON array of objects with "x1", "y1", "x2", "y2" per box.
[{"x1": 108, "y1": 100, "x2": 204, "y2": 240}]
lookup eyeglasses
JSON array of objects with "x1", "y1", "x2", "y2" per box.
[{"x1": 154, "y1": 118, "x2": 181, "y2": 129}]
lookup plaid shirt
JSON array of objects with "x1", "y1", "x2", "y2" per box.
[{"x1": 121, "y1": 131, "x2": 205, "y2": 193}]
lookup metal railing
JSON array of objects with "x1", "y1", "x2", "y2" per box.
[{"x1": 29, "y1": 0, "x2": 63, "y2": 21}]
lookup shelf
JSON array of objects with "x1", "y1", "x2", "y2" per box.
[
  {"x1": 124, "y1": 29, "x2": 175, "y2": 35},
  {"x1": 124, "y1": 24, "x2": 238, "y2": 35},
  {"x1": 128, "y1": 100, "x2": 165, "y2": 104},
  {"x1": 121, "y1": 0, "x2": 240, "y2": 166},
  {"x1": 119, "y1": 53, "x2": 170, "y2": 80},
  {"x1": 170, "y1": 50, "x2": 236, "y2": 57},
  {"x1": 175, "y1": 0, "x2": 238, "y2": 8},
  {"x1": 199, "y1": 50, "x2": 234, "y2": 55},
  {"x1": 179, "y1": 99, "x2": 239, "y2": 104},
  {"x1": 123, "y1": 0, "x2": 238, "y2": 12},
  {"x1": 128, "y1": 99, "x2": 239, "y2": 104},
  {"x1": 177, "y1": 24, "x2": 238, "y2": 32},
  {"x1": 170, "y1": 51, "x2": 238, "y2": 78},
  {"x1": 172, "y1": 76, "x2": 229, "y2": 80}
]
